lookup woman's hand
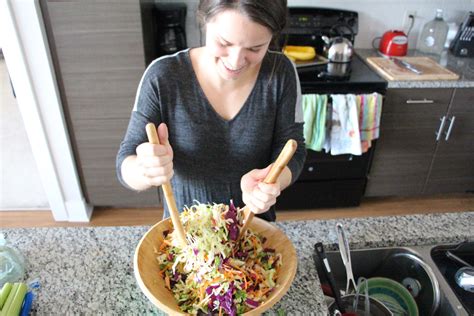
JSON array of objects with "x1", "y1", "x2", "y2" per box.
[
  {"x1": 136, "y1": 123, "x2": 174, "y2": 187},
  {"x1": 240, "y1": 165, "x2": 281, "y2": 214}
]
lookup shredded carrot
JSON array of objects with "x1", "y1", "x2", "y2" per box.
[
  {"x1": 199, "y1": 283, "x2": 206, "y2": 301},
  {"x1": 153, "y1": 203, "x2": 283, "y2": 314},
  {"x1": 259, "y1": 287, "x2": 272, "y2": 296}
]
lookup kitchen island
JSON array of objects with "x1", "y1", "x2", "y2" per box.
[{"x1": 3, "y1": 211, "x2": 473, "y2": 315}]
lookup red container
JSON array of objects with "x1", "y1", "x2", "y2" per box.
[{"x1": 379, "y1": 30, "x2": 408, "y2": 56}]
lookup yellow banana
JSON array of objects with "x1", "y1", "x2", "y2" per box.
[{"x1": 283, "y1": 46, "x2": 316, "y2": 61}]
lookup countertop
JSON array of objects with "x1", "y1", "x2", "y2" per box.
[
  {"x1": 356, "y1": 49, "x2": 474, "y2": 89},
  {"x1": 3, "y1": 211, "x2": 474, "y2": 315}
]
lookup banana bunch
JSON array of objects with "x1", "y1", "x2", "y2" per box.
[{"x1": 283, "y1": 45, "x2": 316, "y2": 61}]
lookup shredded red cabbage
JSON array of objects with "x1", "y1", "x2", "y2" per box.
[{"x1": 225, "y1": 201, "x2": 240, "y2": 241}]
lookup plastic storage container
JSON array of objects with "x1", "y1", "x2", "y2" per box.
[
  {"x1": 0, "y1": 235, "x2": 25, "y2": 287},
  {"x1": 417, "y1": 9, "x2": 449, "y2": 55}
]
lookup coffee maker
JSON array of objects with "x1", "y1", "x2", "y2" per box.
[
  {"x1": 140, "y1": 2, "x2": 187, "y2": 66},
  {"x1": 155, "y1": 3, "x2": 187, "y2": 55}
]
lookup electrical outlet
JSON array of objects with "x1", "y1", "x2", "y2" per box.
[{"x1": 403, "y1": 10, "x2": 417, "y2": 32}]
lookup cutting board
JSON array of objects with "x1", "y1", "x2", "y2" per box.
[{"x1": 366, "y1": 57, "x2": 459, "y2": 81}]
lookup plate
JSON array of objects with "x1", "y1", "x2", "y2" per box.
[{"x1": 359, "y1": 277, "x2": 419, "y2": 316}]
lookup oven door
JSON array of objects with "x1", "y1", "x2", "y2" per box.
[
  {"x1": 276, "y1": 146, "x2": 375, "y2": 210},
  {"x1": 299, "y1": 148, "x2": 374, "y2": 181}
]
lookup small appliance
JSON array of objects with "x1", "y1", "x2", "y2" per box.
[
  {"x1": 378, "y1": 30, "x2": 408, "y2": 56},
  {"x1": 155, "y1": 3, "x2": 187, "y2": 57},
  {"x1": 450, "y1": 11, "x2": 474, "y2": 57},
  {"x1": 322, "y1": 24, "x2": 355, "y2": 63},
  {"x1": 322, "y1": 24, "x2": 355, "y2": 78},
  {"x1": 140, "y1": 2, "x2": 187, "y2": 66}
]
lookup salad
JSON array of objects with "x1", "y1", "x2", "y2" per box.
[{"x1": 155, "y1": 202, "x2": 282, "y2": 315}]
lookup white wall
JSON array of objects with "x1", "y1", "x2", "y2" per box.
[
  {"x1": 0, "y1": 58, "x2": 49, "y2": 210},
  {"x1": 177, "y1": 0, "x2": 473, "y2": 50},
  {"x1": 288, "y1": 0, "x2": 473, "y2": 49}
]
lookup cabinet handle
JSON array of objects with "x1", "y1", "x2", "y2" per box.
[
  {"x1": 435, "y1": 116, "x2": 446, "y2": 141},
  {"x1": 444, "y1": 116, "x2": 456, "y2": 141},
  {"x1": 406, "y1": 99, "x2": 435, "y2": 104}
]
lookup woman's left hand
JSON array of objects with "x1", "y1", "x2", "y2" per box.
[{"x1": 240, "y1": 165, "x2": 281, "y2": 214}]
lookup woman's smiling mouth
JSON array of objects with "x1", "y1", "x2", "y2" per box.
[{"x1": 221, "y1": 59, "x2": 246, "y2": 74}]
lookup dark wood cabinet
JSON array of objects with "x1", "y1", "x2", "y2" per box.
[
  {"x1": 366, "y1": 88, "x2": 453, "y2": 196},
  {"x1": 424, "y1": 88, "x2": 474, "y2": 194},
  {"x1": 366, "y1": 87, "x2": 474, "y2": 197},
  {"x1": 42, "y1": 1, "x2": 160, "y2": 207}
]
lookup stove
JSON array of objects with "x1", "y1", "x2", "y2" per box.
[
  {"x1": 275, "y1": 7, "x2": 387, "y2": 210},
  {"x1": 277, "y1": 7, "x2": 386, "y2": 93},
  {"x1": 297, "y1": 53, "x2": 387, "y2": 94}
]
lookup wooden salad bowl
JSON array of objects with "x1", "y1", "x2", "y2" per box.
[{"x1": 134, "y1": 216, "x2": 298, "y2": 315}]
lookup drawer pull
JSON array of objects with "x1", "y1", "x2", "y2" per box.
[
  {"x1": 435, "y1": 116, "x2": 446, "y2": 141},
  {"x1": 406, "y1": 99, "x2": 435, "y2": 104},
  {"x1": 444, "y1": 116, "x2": 456, "y2": 141}
]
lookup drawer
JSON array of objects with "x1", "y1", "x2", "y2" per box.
[{"x1": 383, "y1": 88, "x2": 453, "y2": 114}]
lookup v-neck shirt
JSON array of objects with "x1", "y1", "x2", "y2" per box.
[
  {"x1": 116, "y1": 49, "x2": 306, "y2": 221},
  {"x1": 189, "y1": 50, "x2": 263, "y2": 123}
]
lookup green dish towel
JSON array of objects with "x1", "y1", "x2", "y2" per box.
[
  {"x1": 302, "y1": 95, "x2": 316, "y2": 147},
  {"x1": 302, "y1": 94, "x2": 327, "y2": 151}
]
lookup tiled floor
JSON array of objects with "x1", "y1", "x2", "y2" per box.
[{"x1": 0, "y1": 58, "x2": 48, "y2": 210}]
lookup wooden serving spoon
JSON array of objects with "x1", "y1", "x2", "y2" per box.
[
  {"x1": 146, "y1": 123, "x2": 187, "y2": 247},
  {"x1": 239, "y1": 139, "x2": 298, "y2": 239}
]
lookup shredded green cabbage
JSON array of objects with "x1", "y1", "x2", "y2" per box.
[{"x1": 155, "y1": 202, "x2": 282, "y2": 315}]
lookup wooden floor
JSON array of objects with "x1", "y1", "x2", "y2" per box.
[{"x1": 1, "y1": 194, "x2": 473, "y2": 228}]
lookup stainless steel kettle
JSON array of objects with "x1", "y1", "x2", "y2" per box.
[{"x1": 322, "y1": 24, "x2": 354, "y2": 63}]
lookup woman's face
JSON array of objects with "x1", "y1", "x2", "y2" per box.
[{"x1": 205, "y1": 9, "x2": 273, "y2": 81}]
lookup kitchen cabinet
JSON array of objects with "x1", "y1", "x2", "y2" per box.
[
  {"x1": 365, "y1": 87, "x2": 473, "y2": 196},
  {"x1": 41, "y1": 0, "x2": 159, "y2": 206},
  {"x1": 424, "y1": 88, "x2": 474, "y2": 194}
]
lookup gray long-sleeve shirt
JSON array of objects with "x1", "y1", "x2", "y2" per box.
[{"x1": 116, "y1": 49, "x2": 306, "y2": 221}]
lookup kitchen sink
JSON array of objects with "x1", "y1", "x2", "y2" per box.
[
  {"x1": 431, "y1": 242, "x2": 474, "y2": 316},
  {"x1": 313, "y1": 245, "x2": 470, "y2": 315}
]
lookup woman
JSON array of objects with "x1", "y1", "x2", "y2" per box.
[{"x1": 116, "y1": 0, "x2": 306, "y2": 221}]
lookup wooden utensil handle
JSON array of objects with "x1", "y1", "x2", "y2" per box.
[
  {"x1": 263, "y1": 139, "x2": 297, "y2": 184},
  {"x1": 146, "y1": 123, "x2": 187, "y2": 247},
  {"x1": 239, "y1": 139, "x2": 298, "y2": 238}
]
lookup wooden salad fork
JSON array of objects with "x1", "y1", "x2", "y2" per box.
[
  {"x1": 239, "y1": 139, "x2": 298, "y2": 239},
  {"x1": 146, "y1": 123, "x2": 187, "y2": 247}
]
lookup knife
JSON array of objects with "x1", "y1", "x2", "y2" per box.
[{"x1": 391, "y1": 57, "x2": 423, "y2": 75}]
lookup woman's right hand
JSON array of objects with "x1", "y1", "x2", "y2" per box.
[{"x1": 136, "y1": 123, "x2": 174, "y2": 186}]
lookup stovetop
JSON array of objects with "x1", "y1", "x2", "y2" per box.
[{"x1": 297, "y1": 53, "x2": 387, "y2": 94}]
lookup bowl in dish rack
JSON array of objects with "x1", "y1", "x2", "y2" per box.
[{"x1": 134, "y1": 216, "x2": 297, "y2": 315}]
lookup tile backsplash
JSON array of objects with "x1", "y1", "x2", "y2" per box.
[{"x1": 161, "y1": 0, "x2": 473, "y2": 50}]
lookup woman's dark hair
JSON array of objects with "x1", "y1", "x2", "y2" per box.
[{"x1": 197, "y1": 0, "x2": 288, "y2": 37}]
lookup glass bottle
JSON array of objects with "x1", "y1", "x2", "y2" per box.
[{"x1": 417, "y1": 9, "x2": 449, "y2": 55}]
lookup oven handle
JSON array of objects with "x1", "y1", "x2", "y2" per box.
[{"x1": 305, "y1": 155, "x2": 354, "y2": 163}]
